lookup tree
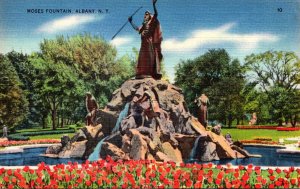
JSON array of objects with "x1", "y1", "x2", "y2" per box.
[
  {"x1": 0, "y1": 54, "x2": 28, "y2": 131},
  {"x1": 29, "y1": 54, "x2": 84, "y2": 130},
  {"x1": 245, "y1": 51, "x2": 300, "y2": 126},
  {"x1": 6, "y1": 51, "x2": 45, "y2": 128},
  {"x1": 39, "y1": 34, "x2": 134, "y2": 107},
  {"x1": 174, "y1": 49, "x2": 246, "y2": 126}
]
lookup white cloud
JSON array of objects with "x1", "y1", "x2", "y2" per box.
[
  {"x1": 162, "y1": 23, "x2": 279, "y2": 53},
  {"x1": 37, "y1": 15, "x2": 101, "y2": 34},
  {"x1": 110, "y1": 36, "x2": 133, "y2": 47}
]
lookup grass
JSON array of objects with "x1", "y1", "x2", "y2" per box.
[{"x1": 222, "y1": 128, "x2": 300, "y2": 143}]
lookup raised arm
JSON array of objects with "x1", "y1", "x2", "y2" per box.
[
  {"x1": 128, "y1": 16, "x2": 139, "y2": 31},
  {"x1": 153, "y1": 0, "x2": 158, "y2": 16}
]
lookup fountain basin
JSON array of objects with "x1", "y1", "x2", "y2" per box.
[{"x1": 0, "y1": 145, "x2": 84, "y2": 166}]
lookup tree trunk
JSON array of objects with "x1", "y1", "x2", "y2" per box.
[
  {"x1": 241, "y1": 116, "x2": 244, "y2": 125},
  {"x1": 42, "y1": 113, "x2": 47, "y2": 129},
  {"x1": 285, "y1": 117, "x2": 289, "y2": 126},
  {"x1": 60, "y1": 101, "x2": 64, "y2": 128},
  {"x1": 57, "y1": 112, "x2": 60, "y2": 128},
  {"x1": 291, "y1": 115, "x2": 298, "y2": 127},
  {"x1": 61, "y1": 117, "x2": 64, "y2": 128},
  {"x1": 228, "y1": 119, "x2": 232, "y2": 128},
  {"x1": 51, "y1": 103, "x2": 57, "y2": 130}
]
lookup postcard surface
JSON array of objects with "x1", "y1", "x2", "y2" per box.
[{"x1": 1, "y1": 0, "x2": 300, "y2": 175}]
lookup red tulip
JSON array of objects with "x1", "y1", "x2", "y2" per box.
[
  {"x1": 255, "y1": 183, "x2": 262, "y2": 188},
  {"x1": 248, "y1": 164, "x2": 253, "y2": 169},
  {"x1": 225, "y1": 181, "x2": 232, "y2": 188},
  {"x1": 291, "y1": 178, "x2": 297, "y2": 185},
  {"x1": 256, "y1": 175, "x2": 262, "y2": 182},
  {"x1": 275, "y1": 180, "x2": 282, "y2": 187},
  {"x1": 186, "y1": 179, "x2": 193, "y2": 188},
  {"x1": 234, "y1": 172, "x2": 239, "y2": 179},
  {"x1": 242, "y1": 173, "x2": 249, "y2": 181},
  {"x1": 207, "y1": 177, "x2": 213, "y2": 184},
  {"x1": 215, "y1": 179, "x2": 222, "y2": 186},
  {"x1": 194, "y1": 181, "x2": 202, "y2": 188},
  {"x1": 7, "y1": 169, "x2": 12, "y2": 176},
  {"x1": 284, "y1": 183, "x2": 289, "y2": 188},
  {"x1": 268, "y1": 184, "x2": 275, "y2": 188},
  {"x1": 269, "y1": 175, "x2": 275, "y2": 181},
  {"x1": 276, "y1": 168, "x2": 281, "y2": 174},
  {"x1": 151, "y1": 181, "x2": 157, "y2": 187},
  {"x1": 268, "y1": 169, "x2": 273, "y2": 175},
  {"x1": 238, "y1": 165, "x2": 245, "y2": 170},
  {"x1": 3, "y1": 176, "x2": 9, "y2": 182},
  {"x1": 85, "y1": 180, "x2": 92, "y2": 187}
]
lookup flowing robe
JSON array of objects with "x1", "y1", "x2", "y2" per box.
[{"x1": 137, "y1": 15, "x2": 163, "y2": 80}]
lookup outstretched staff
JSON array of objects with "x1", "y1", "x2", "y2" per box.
[
  {"x1": 111, "y1": 6, "x2": 143, "y2": 40},
  {"x1": 128, "y1": 0, "x2": 163, "y2": 80}
]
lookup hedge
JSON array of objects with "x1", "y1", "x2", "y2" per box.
[{"x1": 7, "y1": 128, "x2": 76, "y2": 141}]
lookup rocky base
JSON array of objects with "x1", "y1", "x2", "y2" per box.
[{"x1": 46, "y1": 78, "x2": 247, "y2": 162}]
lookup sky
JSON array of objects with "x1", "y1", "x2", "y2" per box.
[{"x1": 1, "y1": 0, "x2": 300, "y2": 82}]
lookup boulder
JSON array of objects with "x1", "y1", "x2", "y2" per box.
[
  {"x1": 155, "y1": 151, "x2": 172, "y2": 162},
  {"x1": 129, "y1": 132, "x2": 148, "y2": 160},
  {"x1": 100, "y1": 142, "x2": 129, "y2": 161},
  {"x1": 106, "y1": 132, "x2": 123, "y2": 148},
  {"x1": 106, "y1": 88, "x2": 123, "y2": 111},
  {"x1": 121, "y1": 134, "x2": 131, "y2": 153},
  {"x1": 84, "y1": 125, "x2": 103, "y2": 140},
  {"x1": 207, "y1": 131, "x2": 238, "y2": 159},
  {"x1": 189, "y1": 117, "x2": 207, "y2": 136},
  {"x1": 198, "y1": 141, "x2": 219, "y2": 161},
  {"x1": 58, "y1": 140, "x2": 87, "y2": 158},
  {"x1": 162, "y1": 142, "x2": 183, "y2": 163},
  {"x1": 94, "y1": 110, "x2": 118, "y2": 135}
]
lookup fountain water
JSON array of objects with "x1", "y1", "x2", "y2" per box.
[
  {"x1": 88, "y1": 103, "x2": 130, "y2": 161},
  {"x1": 88, "y1": 136, "x2": 109, "y2": 162},
  {"x1": 112, "y1": 102, "x2": 130, "y2": 133},
  {"x1": 189, "y1": 136, "x2": 201, "y2": 160}
]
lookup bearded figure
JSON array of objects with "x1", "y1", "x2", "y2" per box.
[{"x1": 129, "y1": 0, "x2": 163, "y2": 80}]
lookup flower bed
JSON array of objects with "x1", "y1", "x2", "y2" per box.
[
  {"x1": 276, "y1": 127, "x2": 300, "y2": 131},
  {"x1": 240, "y1": 140, "x2": 278, "y2": 145},
  {"x1": 0, "y1": 139, "x2": 60, "y2": 147},
  {"x1": 237, "y1": 125, "x2": 300, "y2": 131},
  {"x1": 0, "y1": 157, "x2": 300, "y2": 188},
  {"x1": 237, "y1": 125, "x2": 278, "y2": 130}
]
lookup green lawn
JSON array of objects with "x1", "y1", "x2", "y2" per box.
[
  {"x1": 9, "y1": 126, "x2": 300, "y2": 144},
  {"x1": 222, "y1": 128, "x2": 300, "y2": 142},
  {"x1": 30, "y1": 133, "x2": 75, "y2": 140}
]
